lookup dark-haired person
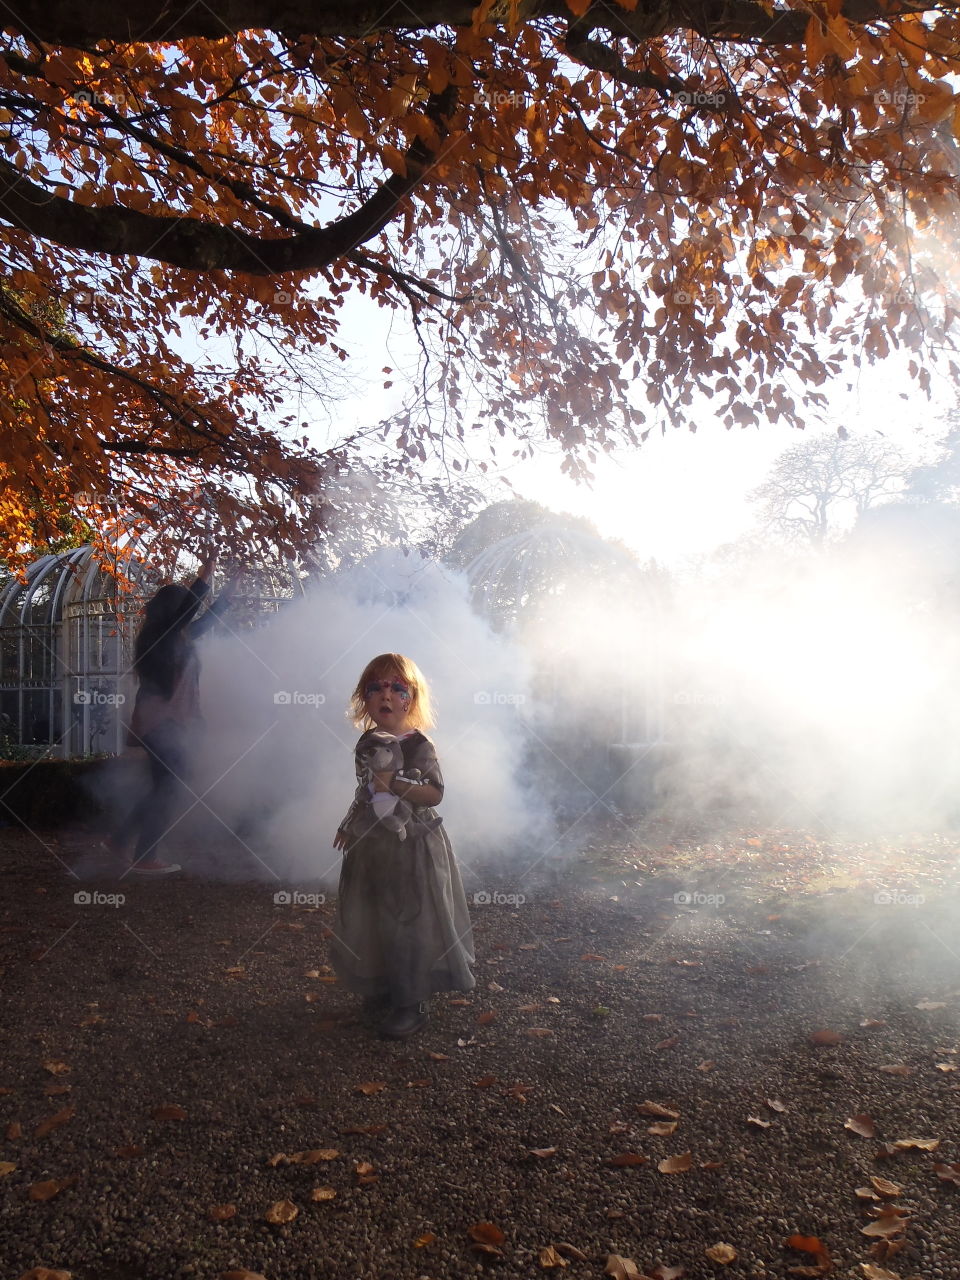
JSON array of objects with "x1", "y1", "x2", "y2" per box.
[{"x1": 109, "y1": 550, "x2": 232, "y2": 875}]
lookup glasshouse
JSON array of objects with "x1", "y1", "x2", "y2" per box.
[{"x1": 0, "y1": 546, "x2": 301, "y2": 759}]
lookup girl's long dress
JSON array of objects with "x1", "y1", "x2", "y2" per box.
[{"x1": 331, "y1": 731, "x2": 476, "y2": 1006}]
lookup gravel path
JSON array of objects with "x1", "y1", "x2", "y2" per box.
[{"x1": 1, "y1": 820, "x2": 959, "y2": 1280}]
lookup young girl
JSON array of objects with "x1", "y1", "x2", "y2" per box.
[{"x1": 331, "y1": 654, "x2": 476, "y2": 1038}]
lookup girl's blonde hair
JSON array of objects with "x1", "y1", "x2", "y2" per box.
[{"x1": 348, "y1": 653, "x2": 435, "y2": 731}]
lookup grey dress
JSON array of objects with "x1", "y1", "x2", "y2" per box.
[{"x1": 331, "y1": 730, "x2": 476, "y2": 1006}]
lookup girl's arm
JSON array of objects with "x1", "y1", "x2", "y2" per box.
[{"x1": 387, "y1": 776, "x2": 442, "y2": 807}]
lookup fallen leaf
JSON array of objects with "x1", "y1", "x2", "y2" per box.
[
  {"x1": 705, "y1": 1242, "x2": 737, "y2": 1264},
  {"x1": 650, "y1": 1267, "x2": 684, "y2": 1280},
  {"x1": 862, "y1": 1211, "x2": 909, "y2": 1238},
  {"x1": 604, "y1": 1255, "x2": 644, "y2": 1280},
  {"x1": 701, "y1": 1160, "x2": 724, "y2": 1170},
  {"x1": 207, "y1": 1204, "x2": 237, "y2": 1221},
  {"x1": 860, "y1": 1265, "x2": 900, "y2": 1279},
  {"x1": 113, "y1": 1145, "x2": 143, "y2": 1158},
  {"x1": 855, "y1": 1186, "x2": 881, "y2": 1200},
  {"x1": 44, "y1": 1084, "x2": 71, "y2": 1097},
  {"x1": 539, "y1": 1244, "x2": 569, "y2": 1269},
  {"x1": 473, "y1": 1075, "x2": 497, "y2": 1088},
  {"x1": 860, "y1": 1019, "x2": 887, "y2": 1028},
  {"x1": 915, "y1": 1001, "x2": 946, "y2": 1010},
  {"x1": 784, "y1": 1234, "x2": 831, "y2": 1265},
  {"x1": 0, "y1": 1160, "x2": 15, "y2": 1175},
  {"x1": 530, "y1": 1147, "x2": 558, "y2": 1158},
  {"x1": 311, "y1": 1186, "x2": 337, "y2": 1200},
  {"x1": 151, "y1": 1104, "x2": 187, "y2": 1121},
  {"x1": 810, "y1": 1030, "x2": 842, "y2": 1046},
  {"x1": 658, "y1": 1152, "x2": 692, "y2": 1173},
  {"x1": 264, "y1": 1199, "x2": 298, "y2": 1224},
  {"x1": 414, "y1": 1232, "x2": 436, "y2": 1248},
  {"x1": 581, "y1": 954, "x2": 607, "y2": 962},
  {"x1": 698, "y1": 1060, "x2": 716, "y2": 1072},
  {"x1": 477, "y1": 1011, "x2": 497, "y2": 1025},
  {"x1": 41, "y1": 1061, "x2": 70, "y2": 1075},
  {"x1": 427, "y1": 1051, "x2": 450, "y2": 1061},
  {"x1": 340, "y1": 1124, "x2": 388, "y2": 1135},
  {"x1": 354, "y1": 1081, "x2": 387, "y2": 1094},
  {"x1": 655, "y1": 1036, "x2": 680, "y2": 1050},
  {"x1": 469, "y1": 1222, "x2": 506, "y2": 1245},
  {"x1": 879, "y1": 1065, "x2": 913, "y2": 1077},
  {"x1": 608, "y1": 1152, "x2": 648, "y2": 1167},
  {"x1": 406, "y1": 1079, "x2": 431, "y2": 1088},
  {"x1": 642, "y1": 1013, "x2": 664, "y2": 1022},
  {"x1": 35, "y1": 1107, "x2": 75, "y2": 1138},
  {"x1": 933, "y1": 1161, "x2": 960, "y2": 1184},
  {"x1": 846, "y1": 1115, "x2": 878, "y2": 1138},
  {"x1": 648, "y1": 1121, "x2": 678, "y2": 1136},
  {"x1": 29, "y1": 1177, "x2": 78, "y2": 1201},
  {"x1": 870, "y1": 1176, "x2": 902, "y2": 1197},
  {"x1": 637, "y1": 1101, "x2": 680, "y2": 1119},
  {"x1": 526, "y1": 1028, "x2": 554, "y2": 1038},
  {"x1": 556, "y1": 1243, "x2": 589, "y2": 1261},
  {"x1": 747, "y1": 1116, "x2": 772, "y2": 1129},
  {"x1": 766, "y1": 1099, "x2": 787, "y2": 1113},
  {"x1": 936, "y1": 1063, "x2": 956, "y2": 1072},
  {"x1": 892, "y1": 1137, "x2": 939, "y2": 1151}
]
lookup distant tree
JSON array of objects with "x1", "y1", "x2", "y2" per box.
[
  {"x1": 902, "y1": 409, "x2": 960, "y2": 504},
  {"x1": 750, "y1": 434, "x2": 910, "y2": 546}
]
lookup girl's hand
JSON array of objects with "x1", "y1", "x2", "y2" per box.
[{"x1": 333, "y1": 828, "x2": 348, "y2": 851}]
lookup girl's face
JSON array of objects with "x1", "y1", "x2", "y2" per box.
[{"x1": 364, "y1": 672, "x2": 413, "y2": 732}]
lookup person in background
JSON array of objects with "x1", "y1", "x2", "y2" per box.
[{"x1": 108, "y1": 550, "x2": 233, "y2": 875}]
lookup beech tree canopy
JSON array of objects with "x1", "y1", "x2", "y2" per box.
[{"x1": 2, "y1": 0, "x2": 960, "y2": 568}]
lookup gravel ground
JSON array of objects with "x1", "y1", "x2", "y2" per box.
[{"x1": 2, "y1": 817, "x2": 959, "y2": 1280}]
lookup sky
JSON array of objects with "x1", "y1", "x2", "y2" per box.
[{"x1": 316, "y1": 290, "x2": 956, "y2": 567}]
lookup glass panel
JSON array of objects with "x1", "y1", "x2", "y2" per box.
[
  {"x1": 1, "y1": 690, "x2": 21, "y2": 744},
  {"x1": 24, "y1": 690, "x2": 53, "y2": 744},
  {"x1": 0, "y1": 629, "x2": 18, "y2": 683}
]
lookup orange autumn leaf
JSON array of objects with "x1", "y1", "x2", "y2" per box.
[{"x1": 658, "y1": 1151, "x2": 692, "y2": 1173}]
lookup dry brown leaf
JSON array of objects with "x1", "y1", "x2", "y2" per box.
[
  {"x1": 29, "y1": 1177, "x2": 78, "y2": 1201},
  {"x1": 113, "y1": 1145, "x2": 143, "y2": 1158},
  {"x1": 845, "y1": 1115, "x2": 878, "y2": 1138},
  {"x1": 747, "y1": 1116, "x2": 772, "y2": 1129},
  {"x1": 658, "y1": 1152, "x2": 692, "y2": 1173},
  {"x1": 859, "y1": 1266, "x2": 900, "y2": 1279},
  {"x1": 0, "y1": 1160, "x2": 16, "y2": 1175},
  {"x1": 477, "y1": 1011, "x2": 497, "y2": 1025},
  {"x1": 473, "y1": 1075, "x2": 497, "y2": 1087},
  {"x1": 870, "y1": 1176, "x2": 902, "y2": 1198},
  {"x1": 766, "y1": 1099, "x2": 787, "y2": 1113},
  {"x1": 207, "y1": 1204, "x2": 237, "y2": 1221},
  {"x1": 643, "y1": 1013, "x2": 665, "y2": 1022},
  {"x1": 530, "y1": 1147, "x2": 558, "y2": 1158},
  {"x1": 539, "y1": 1244, "x2": 569, "y2": 1269},
  {"x1": 526, "y1": 1027, "x2": 554, "y2": 1038},
  {"x1": 354, "y1": 1081, "x2": 387, "y2": 1094},
  {"x1": 556, "y1": 1243, "x2": 589, "y2": 1261},
  {"x1": 581, "y1": 953, "x2": 607, "y2": 962},
  {"x1": 698, "y1": 1060, "x2": 716, "y2": 1072},
  {"x1": 290, "y1": 1149, "x2": 340, "y2": 1164},
  {"x1": 406, "y1": 1079, "x2": 431, "y2": 1089},
  {"x1": 869, "y1": 1239, "x2": 904, "y2": 1263},
  {"x1": 650, "y1": 1267, "x2": 684, "y2": 1280},
  {"x1": 6, "y1": 1121, "x2": 22, "y2": 1140},
  {"x1": 44, "y1": 1085, "x2": 71, "y2": 1097},
  {"x1": 41, "y1": 1061, "x2": 70, "y2": 1075},
  {"x1": 311, "y1": 1186, "x2": 337, "y2": 1201},
  {"x1": 861, "y1": 1211, "x2": 909, "y2": 1238},
  {"x1": 879, "y1": 1065, "x2": 913, "y2": 1077},
  {"x1": 264, "y1": 1199, "x2": 298, "y2": 1224},
  {"x1": 705, "y1": 1243, "x2": 737, "y2": 1264},
  {"x1": 784, "y1": 1234, "x2": 831, "y2": 1264},
  {"x1": 604, "y1": 1256, "x2": 644, "y2": 1280},
  {"x1": 426, "y1": 1051, "x2": 450, "y2": 1061},
  {"x1": 809, "y1": 1030, "x2": 842, "y2": 1046},
  {"x1": 915, "y1": 1000, "x2": 946, "y2": 1010},
  {"x1": 637, "y1": 1102, "x2": 680, "y2": 1119},
  {"x1": 469, "y1": 1222, "x2": 506, "y2": 1245},
  {"x1": 935, "y1": 1062, "x2": 957, "y2": 1072},
  {"x1": 701, "y1": 1160, "x2": 724, "y2": 1170},
  {"x1": 648, "y1": 1121, "x2": 678, "y2": 1136},
  {"x1": 855, "y1": 1187, "x2": 880, "y2": 1200},
  {"x1": 151, "y1": 1104, "x2": 187, "y2": 1121},
  {"x1": 892, "y1": 1137, "x2": 939, "y2": 1151},
  {"x1": 655, "y1": 1036, "x2": 680, "y2": 1050},
  {"x1": 860, "y1": 1019, "x2": 887, "y2": 1028},
  {"x1": 34, "y1": 1107, "x2": 75, "y2": 1138},
  {"x1": 340, "y1": 1123, "x2": 387, "y2": 1135},
  {"x1": 608, "y1": 1152, "x2": 648, "y2": 1167},
  {"x1": 413, "y1": 1232, "x2": 436, "y2": 1248},
  {"x1": 933, "y1": 1161, "x2": 960, "y2": 1184}
]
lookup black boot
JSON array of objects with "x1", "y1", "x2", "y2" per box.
[{"x1": 378, "y1": 1001, "x2": 428, "y2": 1039}]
